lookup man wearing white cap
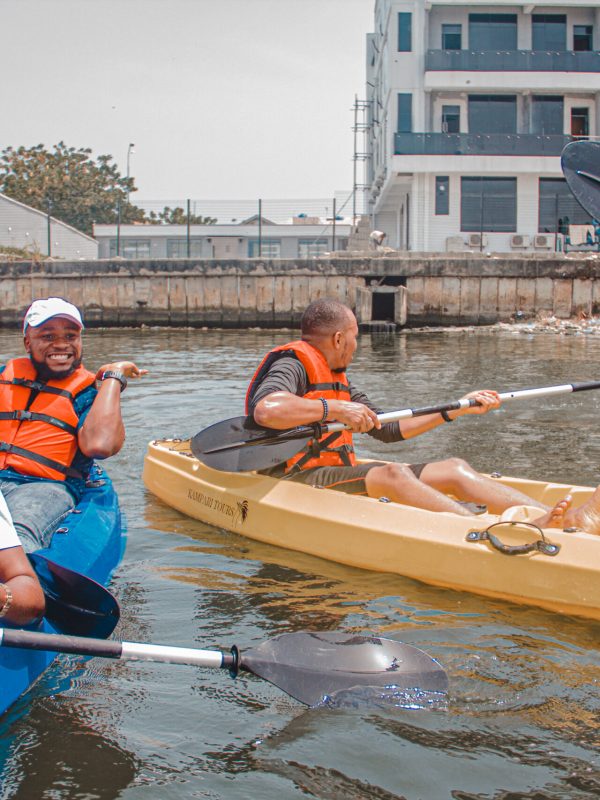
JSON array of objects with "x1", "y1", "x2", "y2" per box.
[{"x1": 0, "y1": 297, "x2": 146, "y2": 552}]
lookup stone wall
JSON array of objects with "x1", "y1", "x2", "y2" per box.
[{"x1": 0, "y1": 254, "x2": 599, "y2": 328}]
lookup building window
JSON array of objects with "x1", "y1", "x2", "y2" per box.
[
  {"x1": 398, "y1": 12, "x2": 412, "y2": 52},
  {"x1": 442, "y1": 24, "x2": 461, "y2": 50},
  {"x1": 574, "y1": 25, "x2": 593, "y2": 52},
  {"x1": 539, "y1": 178, "x2": 592, "y2": 232},
  {"x1": 248, "y1": 239, "x2": 281, "y2": 258},
  {"x1": 532, "y1": 14, "x2": 567, "y2": 51},
  {"x1": 109, "y1": 238, "x2": 150, "y2": 258},
  {"x1": 167, "y1": 239, "x2": 205, "y2": 257},
  {"x1": 435, "y1": 177, "x2": 450, "y2": 215},
  {"x1": 468, "y1": 95, "x2": 516, "y2": 134},
  {"x1": 461, "y1": 177, "x2": 517, "y2": 232},
  {"x1": 442, "y1": 105, "x2": 460, "y2": 133},
  {"x1": 397, "y1": 93, "x2": 412, "y2": 132},
  {"x1": 571, "y1": 107, "x2": 590, "y2": 137},
  {"x1": 299, "y1": 239, "x2": 329, "y2": 258},
  {"x1": 469, "y1": 14, "x2": 517, "y2": 50},
  {"x1": 531, "y1": 96, "x2": 564, "y2": 135}
]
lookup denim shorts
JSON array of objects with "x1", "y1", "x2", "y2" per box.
[{"x1": 0, "y1": 477, "x2": 76, "y2": 553}]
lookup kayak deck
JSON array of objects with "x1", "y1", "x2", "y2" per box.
[
  {"x1": 0, "y1": 465, "x2": 124, "y2": 717},
  {"x1": 143, "y1": 438, "x2": 600, "y2": 621}
]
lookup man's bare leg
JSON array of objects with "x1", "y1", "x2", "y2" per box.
[
  {"x1": 366, "y1": 462, "x2": 475, "y2": 516},
  {"x1": 417, "y1": 458, "x2": 552, "y2": 514},
  {"x1": 365, "y1": 458, "x2": 600, "y2": 534}
]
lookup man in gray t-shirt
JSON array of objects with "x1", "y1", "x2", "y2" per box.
[{"x1": 247, "y1": 298, "x2": 593, "y2": 532}]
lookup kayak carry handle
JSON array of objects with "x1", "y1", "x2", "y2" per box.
[{"x1": 466, "y1": 522, "x2": 561, "y2": 556}]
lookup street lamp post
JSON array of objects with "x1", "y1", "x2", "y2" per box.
[{"x1": 126, "y1": 143, "x2": 135, "y2": 204}]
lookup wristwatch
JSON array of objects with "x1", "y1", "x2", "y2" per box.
[
  {"x1": 100, "y1": 370, "x2": 127, "y2": 392},
  {"x1": 0, "y1": 582, "x2": 13, "y2": 618}
]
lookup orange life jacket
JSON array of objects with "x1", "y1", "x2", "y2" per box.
[
  {"x1": 0, "y1": 357, "x2": 96, "y2": 481},
  {"x1": 246, "y1": 340, "x2": 356, "y2": 473}
]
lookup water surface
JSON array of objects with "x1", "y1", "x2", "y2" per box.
[{"x1": 1, "y1": 326, "x2": 599, "y2": 799}]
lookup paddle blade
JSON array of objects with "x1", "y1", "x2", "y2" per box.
[
  {"x1": 561, "y1": 140, "x2": 600, "y2": 220},
  {"x1": 191, "y1": 416, "x2": 312, "y2": 472},
  {"x1": 29, "y1": 554, "x2": 120, "y2": 639},
  {"x1": 241, "y1": 631, "x2": 448, "y2": 706}
]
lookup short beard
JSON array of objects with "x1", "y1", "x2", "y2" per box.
[
  {"x1": 332, "y1": 366, "x2": 347, "y2": 374},
  {"x1": 30, "y1": 355, "x2": 82, "y2": 382}
]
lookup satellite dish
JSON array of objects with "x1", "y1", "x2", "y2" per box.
[{"x1": 561, "y1": 140, "x2": 600, "y2": 220}]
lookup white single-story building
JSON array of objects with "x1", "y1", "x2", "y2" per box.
[
  {"x1": 0, "y1": 193, "x2": 98, "y2": 259},
  {"x1": 93, "y1": 216, "x2": 351, "y2": 260}
]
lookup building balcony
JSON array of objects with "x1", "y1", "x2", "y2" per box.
[
  {"x1": 394, "y1": 133, "x2": 575, "y2": 157},
  {"x1": 425, "y1": 50, "x2": 600, "y2": 73}
]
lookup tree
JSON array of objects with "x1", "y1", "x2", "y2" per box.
[
  {"x1": 146, "y1": 206, "x2": 217, "y2": 225},
  {"x1": 0, "y1": 142, "x2": 145, "y2": 235}
]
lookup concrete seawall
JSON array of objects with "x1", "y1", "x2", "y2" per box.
[{"x1": 1, "y1": 254, "x2": 599, "y2": 328}]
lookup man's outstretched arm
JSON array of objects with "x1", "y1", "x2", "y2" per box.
[{"x1": 78, "y1": 360, "x2": 147, "y2": 459}]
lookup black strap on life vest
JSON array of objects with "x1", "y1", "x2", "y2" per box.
[
  {"x1": 0, "y1": 410, "x2": 78, "y2": 436},
  {"x1": 288, "y1": 430, "x2": 355, "y2": 474},
  {"x1": 0, "y1": 441, "x2": 83, "y2": 479},
  {"x1": 0, "y1": 378, "x2": 74, "y2": 399},
  {"x1": 307, "y1": 381, "x2": 352, "y2": 394}
]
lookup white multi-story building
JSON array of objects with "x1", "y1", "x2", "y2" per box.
[{"x1": 366, "y1": 0, "x2": 599, "y2": 253}]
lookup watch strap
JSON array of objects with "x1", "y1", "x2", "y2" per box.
[{"x1": 100, "y1": 371, "x2": 127, "y2": 392}]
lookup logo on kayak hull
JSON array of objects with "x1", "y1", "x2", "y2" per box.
[{"x1": 187, "y1": 488, "x2": 249, "y2": 527}]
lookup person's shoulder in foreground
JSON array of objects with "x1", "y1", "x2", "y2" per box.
[{"x1": 0, "y1": 491, "x2": 45, "y2": 624}]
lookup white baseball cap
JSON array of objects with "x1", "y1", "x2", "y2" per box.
[{"x1": 23, "y1": 298, "x2": 84, "y2": 333}]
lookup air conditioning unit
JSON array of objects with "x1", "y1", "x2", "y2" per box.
[
  {"x1": 510, "y1": 234, "x2": 530, "y2": 249},
  {"x1": 446, "y1": 235, "x2": 466, "y2": 252},
  {"x1": 534, "y1": 234, "x2": 553, "y2": 249},
  {"x1": 468, "y1": 233, "x2": 488, "y2": 248}
]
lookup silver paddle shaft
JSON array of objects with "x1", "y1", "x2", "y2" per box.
[{"x1": 324, "y1": 381, "x2": 600, "y2": 433}]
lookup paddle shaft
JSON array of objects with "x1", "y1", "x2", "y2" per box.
[
  {"x1": 348, "y1": 380, "x2": 600, "y2": 432},
  {"x1": 0, "y1": 628, "x2": 235, "y2": 670}
]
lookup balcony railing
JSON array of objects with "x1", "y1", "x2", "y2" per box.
[
  {"x1": 394, "y1": 133, "x2": 576, "y2": 157},
  {"x1": 425, "y1": 49, "x2": 600, "y2": 72}
]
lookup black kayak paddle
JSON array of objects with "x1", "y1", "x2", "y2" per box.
[
  {"x1": 28, "y1": 554, "x2": 120, "y2": 639},
  {"x1": 0, "y1": 629, "x2": 448, "y2": 706}
]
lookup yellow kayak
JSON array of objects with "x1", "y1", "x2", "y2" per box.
[{"x1": 143, "y1": 438, "x2": 600, "y2": 621}]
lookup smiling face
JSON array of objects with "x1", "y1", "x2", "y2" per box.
[{"x1": 24, "y1": 317, "x2": 83, "y2": 379}]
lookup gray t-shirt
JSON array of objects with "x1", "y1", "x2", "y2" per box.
[{"x1": 247, "y1": 353, "x2": 404, "y2": 444}]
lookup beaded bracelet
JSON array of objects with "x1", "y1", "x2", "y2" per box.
[
  {"x1": 319, "y1": 397, "x2": 329, "y2": 422},
  {"x1": 0, "y1": 582, "x2": 13, "y2": 618}
]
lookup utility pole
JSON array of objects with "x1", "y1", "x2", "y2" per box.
[{"x1": 126, "y1": 143, "x2": 135, "y2": 204}]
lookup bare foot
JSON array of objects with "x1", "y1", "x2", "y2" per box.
[
  {"x1": 534, "y1": 488, "x2": 600, "y2": 535},
  {"x1": 533, "y1": 496, "x2": 572, "y2": 529},
  {"x1": 563, "y1": 487, "x2": 600, "y2": 535}
]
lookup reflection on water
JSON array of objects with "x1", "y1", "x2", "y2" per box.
[
  {"x1": 1, "y1": 326, "x2": 600, "y2": 799},
  {"x1": 0, "y1": 696, "x2": 139, "y2": 799}
]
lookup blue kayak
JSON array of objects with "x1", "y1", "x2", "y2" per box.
[{"x1": 0, "y1": 465, "x2": 124, "y2": 717}]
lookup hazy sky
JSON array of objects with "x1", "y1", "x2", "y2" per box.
[{"x1": 2, "y1": 0, "x2": 373, "y2": 203}]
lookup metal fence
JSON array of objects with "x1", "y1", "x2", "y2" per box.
[{"x1": 112, "y1": 192, "x2": 366, "y2": 259}]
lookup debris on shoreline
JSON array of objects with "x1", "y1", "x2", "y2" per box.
[{"x1": 499, "y1": 313, "x2": 600, "y2": 336}]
